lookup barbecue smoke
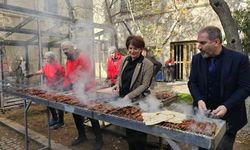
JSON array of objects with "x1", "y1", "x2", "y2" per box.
[
  {"x1": 72, "y1": 69, "x2": 96, "y2": 104},
  {"x1": 168, "y1": 103, "x2": 218, "y2": 136},
  {"x1": 108, "y1": 97, "x2": 133, "y2": 108},
  {"x1": 192, "y1": 107, "x2": 217, "y2": 122},
  {"x1": 138, "y1": 95, "x2": 163, "y2": 112},
  {"x1": 168, "y1": 102, "x2": 193, "y2": 115},
  {"x1": 168, "y1": 103, "x2": 211, "y2": 120},
  {"x1": 63, "y1": 21, "x2": 95, "y2": 104},
  {"x1": 106, "y1": 94, "x2": 163, "y2": 111}
]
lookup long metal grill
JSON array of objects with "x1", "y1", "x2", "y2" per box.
[{"x1": 3, "y1": 85, "x2": 226, "y2": 149}]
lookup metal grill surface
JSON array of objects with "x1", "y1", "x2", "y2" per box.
[{"x1": 2, "y1": 86, "x2": 226, "y2": 149}]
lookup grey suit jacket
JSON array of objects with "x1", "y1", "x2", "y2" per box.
[{"x1": 117, "y1": 56, "x2": 154, "y2": 100}]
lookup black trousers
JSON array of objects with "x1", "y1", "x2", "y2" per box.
[
  {"x1": 199, "y1": 129, "x2": 237, "y2": 150},
  {"x1": 73, "y1": 114, "x2": 102, "y2": 141},
  {"x1": 126, "y1": 128, "x2": 147, "y2": 150},
  {"x1": 49, "y1": 107, "x2": 64, "y2": 123}
]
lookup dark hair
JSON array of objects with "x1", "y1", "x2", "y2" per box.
[
  {"x1": 126, "y1": 35, "x2": 145, "y2": 49},
  {"x1": 198, "y1": 26, "x2": 222, "y2": 43}
]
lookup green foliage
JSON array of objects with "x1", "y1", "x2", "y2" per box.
[
  {"x1": 233, "y1": 1, "x2": 250, "y2": 54},
  {"x1": 177, "y1": 93, "x2": 193, "y2": 105}
]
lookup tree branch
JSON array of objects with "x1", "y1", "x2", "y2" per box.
[
  {"x1": 209, "y1": 0, "x2": 242, "y2": 51},
  {"x1": 162, "y1": 14, "x2": 180, "y2": 46}
]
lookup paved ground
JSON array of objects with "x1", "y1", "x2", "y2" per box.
[
  {"x1": 0, "y1": 123, "x2": 42, "y2": 150},
  {"x1": 154, "y1": 81, "x2": 189, "y2": 93},
  {"x1": 0, "y1": 116, "x2": 75, "y2": 150}
]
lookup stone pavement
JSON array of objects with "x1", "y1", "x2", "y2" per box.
[
  {"x1": 0, "y1": 117, "x2": 70, "y2": 150},
  {"x1": 0, "y1": 122, "x2": 42, "y2": 150},
  {"x1": 155, "y1": 81, "x2": 189, "y2": 93}
]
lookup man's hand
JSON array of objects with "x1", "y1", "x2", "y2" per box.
[
  {"x1": 25, "y1": 74, "x2": 33, "y2": 78},
  {"x1": 112, "y1": 85, "x2": 119, "y2": 95},
  {"x1": 123, "y1": 95, "x2": 129, "y2": 100},
  {"x1": 198, "y1": 100, "x2": 207, "y2": 113},
  {"x1": 212, "y1": 105, "x2": 227, "y2": 118}
]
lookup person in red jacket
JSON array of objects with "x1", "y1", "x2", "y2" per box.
[
  {"x1": 165, "y1": 58, "x2": 175, "y2": 82},
  {"x1": 106, "y1": 47, "x2": 123, "y2": 86},
  {"x1": 61, "y1": 41, "x2": 103, "y2": 150},
  {"x1": 26, "y1": 51, "x2": 65, "y2": 129}
]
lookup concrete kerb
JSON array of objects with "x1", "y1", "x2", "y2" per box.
[{"x1": 0, "y1": 117, "x2": 71, "y2": 150}]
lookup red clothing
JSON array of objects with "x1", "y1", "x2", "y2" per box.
[
  {"x1": 165, "y1": 58, "x2": 174, "y2": 66},
  {"x1": 42, "y1": 63, "x2": 65, "y2": 88},
  {"x1": 107, "y1": 53, "x2": 123, "y2": 85},
  {"x1": 64, "y1": 52, "x2": 94, "y2": 91}
]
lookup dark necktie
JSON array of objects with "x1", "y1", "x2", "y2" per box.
[{"x1": 208, "y1": 58, "x2": 216, "y2": 76}]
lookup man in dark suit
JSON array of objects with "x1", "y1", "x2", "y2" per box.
[{"x1": 188, "y1": 26, "x2": 250, "y2": 150}]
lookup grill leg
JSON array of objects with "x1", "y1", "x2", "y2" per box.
[
  {"x1": 24, "y1": 99, "x2": 32, "y2": 150},
  {"x1": 164, "y1": 138, "x2": 181, "y2": 150},
  {"x1": 191, "y1": 146, "x2": 199, "y2": 150},
  {"x1": 47, "y1": 107, "x2": 51, "y2": 149},
  {"x1": 159, "y1": 137, "x2": 163, "y2": 150}
]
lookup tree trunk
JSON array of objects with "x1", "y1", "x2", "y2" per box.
[
  {"x1": 209, "y1": 0, "x2": 242, "y2": 51},
  {"x1": 105, "y1": 0, "x2": 119, "y2": 48},
  {"x1": 244, "y1": 97, "x2": 250, "y2": 131}
]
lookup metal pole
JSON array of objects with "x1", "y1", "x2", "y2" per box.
[
  {"x1": 59, "y1": 46, "x2": 62, "y2": 65},
  {"x1": 37, "y1": 18, "x2": 43, "y2": 84},
  {"x1": 47, "y1": 107, "x2": 51, "y2": 149},
  {"x1": 164, "y1": 138, "x2": 181, "y2": 150},
  {"x1": 24, "y1": 45, "x2": 29, "y2": 85},
  {"x1": 97, "y1": 42, "x2": 102, "y2": 80},
  {"x1": 0, "y1": 45, "x2": 4, "y2": 112},
  {"x1": 191, "y1": 146, "x2": 199, "y2": 150},
  {"x1": 24, "y1": 100, "x2": 32, "y2": 150},
  {"x1": 159, "y1": 137, "x2": 163, "y2": 150},
  {"x1": 24, "y1": 99, "x2": 28, "y2": 150},
  {"x1": 65, "y1": 0, "x2": 74, "y2": 39}
]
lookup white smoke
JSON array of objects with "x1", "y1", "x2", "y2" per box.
[
  {"x1": 62, "y1": 20, "x2": 96, "y2": 104},
  {"x1": 108, "y1": 97, "x2": 133, "y2": 108},
  {"x1": 72, "y1": 69, "x2": 94, "y2": 104},
  {"x1": 168, "y1": 103, "x2": 216, "y2": 122},
  {"x1": 138, "y1": 95, "x2": 164, "y2": 112},
  {"x1": 168, "y1": 102, "x2": 194, "y2": 115}
]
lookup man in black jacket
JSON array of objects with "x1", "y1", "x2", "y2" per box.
[{"x1": 188, "y1": 26, "x2": 250, "y2": 150}]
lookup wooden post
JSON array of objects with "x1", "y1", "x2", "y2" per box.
[
  {"x1": 0, "y1": 47, "x2": 3, "y2": 112},
  {"x1": 183, "y1": 44, "x2": 187, "y2": 80}
]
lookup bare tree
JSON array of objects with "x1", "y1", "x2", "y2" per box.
[
  {"x1": 209, "y1": 0, "x2": 242, "y2": 51},
  {"x1": 104, "y1": 0, "x2": 119, "y2": 48}
]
